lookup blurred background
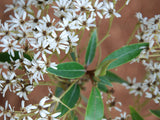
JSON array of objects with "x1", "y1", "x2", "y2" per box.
[{"x1": 0, "y1": 0, "x2": 160, "y2": 120}]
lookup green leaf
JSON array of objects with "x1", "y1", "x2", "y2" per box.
[
  {"x1": 55, "y1": 86, "x2": 64, "y2": 97},
  {"x1": 70, "y1": 52, "x2": 76, "y2": 61},
  {"x1": 98, "y1": 82, "x2": 108, "y2": 93},
  {"x1": 99, "y1": 71, "x2": 127, "y2": 85},
  {"x1": 150, "y1": 109, "x2": 160, "y2": 118},
  {"x1": 99, "y1": 76, "x2": 112, "y2": 87},
  {"x1": 0, "y1": 51, "x2": 32, "y2": 63},
  {"x1": 85, "y1": 29, "x2": 97, "y2": 66},
  {"x1": 47, "y1": 62, "x2": 86, "y2": 79},
  {"x1": 95, "y1": 59, "x2": 114, "y2": 77},
  {"x1": 85, "y1": 87, "x2": 104, "y2": 120},
  {"x1": 130, "y1": 106, "x2": 144, "y2": 120},
  {"x1": 102, "y1": 43, "x2": 149, "y2": 70},
  {"x1": 58, "y1": 84, "x2": 80, "y2": 116}
]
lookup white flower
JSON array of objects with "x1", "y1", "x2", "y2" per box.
[
  {"x1": 52, "y1": 0, "x2": 72, "y2": 12},
  {"x1": 103, "y1": 1, "x2": 121, "y2": 19},
  {"x1": 79, "y1": 12, "x2": 96, "y2": 30},
  {"x1": 56, "y1": 18, "x2": 80, "y2": 32},
  {"x1": 30, "y1": 39, "x2": 52, "y2": 57},
  {"x1": 0, "y1": 22, "x2": 14, "y2": 40},
  {"x1": 122, "y1": 77, "x2": 136, "y2": 89},
  {"x1": 32, "y1": 0, "x2": 53, "y2": 9},
  {"x1": 7, "y1": 11, "x2": 27, "y2": 29},
  {"x1": 106, "y1": 96, "x2": 122, "y2": 112},
  {"x1": 17, "y1": 0, "x2": 33, "y2": 13},
  {"x1": 65, "y1": 32, "x2": 79, "y2": 53},
  {"x1": 16, "y1": 84, "x2": 34, "y2": 100},
  {"x1": 74, "y1": 0, "x2": 93, "y2": 12},
  {"x1": 8, "y1": 104, "x2": 19, "y2": 119},
  {"x1": 0, "y1": 38, "x2": 20, "y2": 57},
  {"x1": 37, "y1": 54, "x2": 57, "y2": 72},
  {"x1": 4, "y1": 0, "x2": 18, "y2": 13},
  {"x1": 28, "y1": 10, "x2": 42, "y2": 28},
  {"x1": 114, "y1": 112, "x2": 130, "y2": 120},
  {"x1": 34, "y1": 97, "x2": 50, "y2": 118},
  {"x1": 37, "y1": 112, "x2": 61, "y2": 120},
  {"x1": 0, "y1": 100, "x2": 9, "y2": 120},
  {"x1": 49, "y1": 31, "x2": 69, "y2": 54},
  {"x1": 129, "y1": 82, "x2": 143, "y2": 96},
  {"x1": 136, "y1": 12, "x2": 148, "y2": 24},
  {"x1": 39, "y1": 14, "x2": 55, "y2": 28},
  {"x1": 34, "y1": 24, "x2": 55, "y2": 41},
  {"x1": 92, "y1": 0, "x2": 103, "y2": 19},
  {"x1": 0, "y1": 72, "x2": 16, "y2": 97},
  {"x1": 145, "y1": 87, "x2": 160, "y2": 104}
]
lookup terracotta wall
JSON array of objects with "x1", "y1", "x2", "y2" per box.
[{"x1": 0, "y1": 0, "x2": 160, "y2": 120}]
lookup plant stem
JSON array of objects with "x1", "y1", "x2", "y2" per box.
[
  {"x1": 126, "y1": 23, "x2": 140, "y2": 45},
  {"x1": 97, "y1": 15, "x2": 114, "y2": 47}
]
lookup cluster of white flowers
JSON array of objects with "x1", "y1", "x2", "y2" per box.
[
  {"x1": 0, "y1": 0, "x2": 122, "y2": 97},
  {"x1": 123, "y1": 60, "x2": 160, "y2": 104},
  {"x1": 0, "y1": 92, "x2": 61, "y2": 120},
  {"x1": 104, "y1": 95, "x2": 130, "y2": 120},
  {"x1": 134, "y1": 12, "x2": 160, "y2": 60},
  {"x1": 124, "y1": 13, "x2": 160, "y2": 104}
]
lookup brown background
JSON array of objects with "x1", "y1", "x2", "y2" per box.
[{"x1": 0, "y1": 0, "x2": 160, "y2": 120}]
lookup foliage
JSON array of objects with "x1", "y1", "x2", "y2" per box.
[{"x1": 0, "y1": 0, "x2": 159, "y2": 120}]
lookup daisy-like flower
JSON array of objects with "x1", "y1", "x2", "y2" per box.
[
  {"x1": 145, "y1": 87, "x2": 160, "y2": 104},
  {"x1": 143, "y1": 60, "x2": 160, "y2": 79},
  {"x1": 0, "y1": 72, "x2": 17, "y2": 97},
  {"x1": 136, "y1": 12, "x2": 148, "y2": 25},
  {"x1": 52, "y1": 0, "x2": 72, "y2": 12},
  {"x1": 49, "y1": 31, "x2": 69, "y2": 54},
  {"x1": 65, "y1": 32, "x2": 79, "y2": 53},
  {"x1": 37, "y1": 54, "x2": 57, "y2": 72},
  {"x1": 79, "y1": 12, "x2": 96, "y2": 31},
  {"x1": 37, "y1": 112, "x2": 61, "y2": 120},
  {"x1": 0, "y1": 22, "x2": 14, "y2": 40},
  {"x1": 16, "y1": 84, "x2": 34, "y2": 100},
  {"x1": 20, "y1": 100, "x2": 33, "y2": 120},
  {"x1": 14, "y1": 51, "x2": 31, "y2": 70},
  {"x1": 34, "y1": 97, "x2": 50, "y2": 118},
  {"x1": 30, "y1": 39, "x2": 52, "y2": 57},
  {"x1": 28, "y1": 10, "x2": 42, "y2": 28},
  {"x1": 0, "y1": 100, "x2": 9, "y2": 120},
  {"x1": 103, "y1": 1, "x2": 121, "y2": 19},
  {"x1": 32, "y1": 0, "x2": 53, "y2": 9},
  {"x1": 106, "y1": 96, "x2": 122, "y2": 112},
  {"x1": 0, "y1": 38, "x2": 21, "y2": 57},
  {"x1": 34, "y1": 24, "x2": 55, "y2": 41},
  {"x1": 73, "y1": 0, "x2": 93, "y2": 12},
  {"x1": 122, "y1": 77, "x2": 137, "y2": 89},
  {"x1": 7, "y1": 11, "x2": 27, "y2": 29},
  {"x1": 16, "y1": 0, "x2": 33, "y2": 14},
  {"x1": 92, "y1": 0, "x2": 103, "y2": 19},
  {"x1": 7, "y1": 104, "x2": 19, "y2": 119},
  {"x1": 16, "y1": 25, "x2": 33, "y2": 45},
  {"x1": 54, "y1": 10, "x2": 67, "y2": 21},
  {"x1": 39, "y1": 14, "x2": 55, "y2": 28},
  {"x1": 26, "y1": 56, "x2": 44, "y2": 82},
  {"x1": 129, "y1": 82, "x2": 143, "y2": 96},
  {"x1": 4, "y1": 0, "x2": 18, "y2": 13},
  {"x1": 56, "y1": 18, "x2": 80, "y2": 32},
  {"x1": 142, "y1": 79, "x2": 153, "y2": 92},
  {"x1": 114, "y1": 112, "x2": 130, "y2": 120},
  {"x1": 65, "y1": 11, "x2": 82, "y2": 29}
]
